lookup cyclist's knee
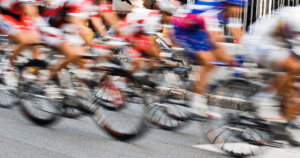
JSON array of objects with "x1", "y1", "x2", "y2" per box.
[
  {"x1": 197, "y1": 51, "x2": 216, "y2": 69},
  {"x1": 14, "y1": 31, "x2": 40, "y2": 45}
]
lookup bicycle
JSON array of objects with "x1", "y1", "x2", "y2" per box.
[
  {"x1": 147, "y1": 54, "x2": 267, "y2": 131},
  {"x1": 16, "y1": 43, "x2": 150, "y2": 141}
]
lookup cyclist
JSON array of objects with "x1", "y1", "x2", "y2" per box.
[
  {"x1": 0, "y1": 0, "x2": 43, "y2": 65},
  {"x1": 241, "y1": 6, "x2": 300, "y2": 144},
  {"x1": 170, "y1": 0, "x2": 248, "y2": 118},
  {"x1": 116, "y1": 0, "x2": 182, "y2": 73}
]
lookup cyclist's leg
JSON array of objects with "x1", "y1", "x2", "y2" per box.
[
  {"x1": 243, "y1": 37, "x2": 297, "y2": 120},
  {"x1": 143, "y1": 36, "x2": 160, "y2": 59},
  {"x1": 194, "y1": 51, "x2": 216, "y2": 94},
  {"x1": 275, "y1": 55, "x2": 300, "y2": 120},
  {"x1": 125, "y1": 47, "x2": 142, "y2": 73},
  {"x1": 132, "y1": 36, "x2": 161, "y2": 69},
  {"x1": 39, "y1": 26, "x2": 87, "y2": 77},
  {"x1": 52, "y1": 42, "x2": 87, "y2": 75},
  {"x1": 173, "y1": 28, "x2": 220, "y2": 118},
  {"x1": 31, "y1": 45, "x2": 43, "y2": 59},
  {"x1": 0, "y1": 14, "x2": 42, "y2": 64},
  {"x1": 9, "y1": 30, "x2": 41, "y2": 63},
  {"x1": 212, "y1": 43, "x2": 234, "y2": 64}
]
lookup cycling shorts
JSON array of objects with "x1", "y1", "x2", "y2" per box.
[
  {"x1": 39, "y1": 26, "x2": 66, "y2": 47},
  {"x1": 0, "y1": 14, "x2": 36, "y2": 36},
  {"x1": 174, "y1": 27, "x2": 215, "y2": 60},
  {"x1": 122, "y1": 35, "x2": 153, "y2": 60},
  {"x1": 240, "y1": 35, "x2": 290, "y2": 71}
]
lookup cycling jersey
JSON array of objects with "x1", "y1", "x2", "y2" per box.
[
  {"x1": 0, "y1": 0, "x2": 38, "y2": 35},
  {"x1": 90, "y1": 1, "x2": 113, "y2": 18},
  {"x1": 119, "y1": 9, "x2": 162, "y2": 37},
  {"x1": 0, "y1": 0, "x2": 38, "y2": 15},
  {"x1": 172, "y1": 0, "x2": 242, "y2": 32},
  {"x1": 241, "y1": 6, "x2": 300, "y2": 69},
  {"x1": 36, "y1": 0, "x2": 93, "y2": 46},
  {"x1": 40, "y1": 0, "x2": 93, "y2": 28},
  {"x1": 247, "y1": 6, "x2": 300, "y2": 47},
  {"x1": 171, "y1": 0, "x2": 243, "y2": 59},
  {"x1": 116, "y1": 9, "x2": 163, "y2": 59}
]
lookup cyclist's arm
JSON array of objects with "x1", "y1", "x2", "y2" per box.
[
  {"x1": 22, "y1": 3, "x2": 39, "y2": 22},
  {"x1": 226, "y1": 17, "x2": 244, "y2": 42},
  {"x1": 99, "y1": 1, "x2": 122, "y2": 35},
  {"x1": 101, "y1": 12, "x2": 122, "y2": 35}
]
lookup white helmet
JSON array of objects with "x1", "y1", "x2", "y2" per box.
[{"x1": 157, "y1": 0, "x2": 182, "y2": 15}]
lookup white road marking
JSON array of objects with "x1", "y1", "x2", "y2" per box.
[
  {"x1": 193, "y1": 144, "x2": 226, "y2": 154},
  {"x1": 193, "y1": 143, "x2": 300, "y2": 158}
]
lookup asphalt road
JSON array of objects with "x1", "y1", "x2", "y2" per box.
[{"x1": 0, "y1": 106, "x2": 232, "y2": 158}]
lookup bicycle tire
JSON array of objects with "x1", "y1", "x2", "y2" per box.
[
  {"x1": 17, "y1": 66, "x2": 59, "y2": 126},
  {"x1": 19, "y1": 93, "x2": 59, "y2": 126},
  {"x1": 92, "y1": 69, "x2": 149, "y2": 141},
  {"x1": 201, "y1": 109, "x2": 274, "y2": 157},
  {"x1": 146, "y1": 69, "x2": 190, "y2": 131},
  {"x1": 0, "y1": 87, "x2": 18, "y2": 108}
]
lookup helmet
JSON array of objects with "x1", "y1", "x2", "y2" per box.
[
  {"x1": 225, "y1": 0, "x2": 250, "y2": 6},
  {"x1": 157, "y1": 0, "x2": 182, "y2": 15}
]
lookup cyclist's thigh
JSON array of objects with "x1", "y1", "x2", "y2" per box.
[
  {"x1": 280, "y1": 55, "x2": 300, "y2": 75},
  {"x1": 197, "y1": 50, "x2": 216, "y2": 67},
  {"x1": 59, "y1": 42, "x2": 87, "y2": 59}
]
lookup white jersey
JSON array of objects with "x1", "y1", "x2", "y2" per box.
[
  {"x1": 119, "y1": 9, "x2": 162, "y2": 36},
  {"x1": 247, "y1": 6, "x2": 300, "y2": 47},
  {"x1": 0, "y1": 0, "x2": 38, "y2": 15},
  {"x1": 240, "y1": 6, "x2": 300, "y2": 69}
]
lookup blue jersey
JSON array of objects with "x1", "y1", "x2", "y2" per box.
[{"x1": 173, "y1": 0, "x2": 228, "y2": 32}]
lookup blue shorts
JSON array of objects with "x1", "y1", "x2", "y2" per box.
[{"x1": 174, "y1": 27, "x2": 215, "y2": 60}]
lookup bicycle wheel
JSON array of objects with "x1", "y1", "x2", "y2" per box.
[
  {"x1": 93, "y1": 75, "x2": 127, "y2": 111},
  {"x1": 201, "y1": 108, "x2": 274, "y2": 157},
  {"x1": 17, "y1": 68, "x2": 60, "y2": 126},
  {"x1": 92, "y1": 70, "x2": 148, "y2": 141},
  {"x1": 19, "y1": 93, "x2": 60, "y2": 126},
  {"x1": 146, "y1": 69, "x2": 190, "y2": 131},
  {"x1": 146, "y1": 93, "x2": 189, "y2": 131}
]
